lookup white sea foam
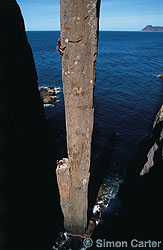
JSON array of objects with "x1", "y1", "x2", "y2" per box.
[
  {"x1": 54, "y1": 87, "x2": 60, "y2": 94},
  {"x1": 44, "y1": 104, "x2": 54, "y2": 107}
]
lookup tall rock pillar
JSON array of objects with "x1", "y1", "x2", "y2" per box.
[{"x1": 56, "y1": 0, "x2": 101, "y2": 236}]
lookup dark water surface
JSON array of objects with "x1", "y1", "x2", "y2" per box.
[{"x1": 27, "y1": 31, "x2": 163, "y2": 178}]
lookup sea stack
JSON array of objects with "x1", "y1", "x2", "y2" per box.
[{"x1": 56, "y1": 0, "x2": 101, "y2": 236}]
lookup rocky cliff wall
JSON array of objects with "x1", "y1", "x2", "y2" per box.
[
  {"x1": 118, "y1": 105, "x2": 163, "y2": 240},
  {"x1": 0, "y1": 1, "x2": 62, "y2": 249},
  {"x1": 140, "y1": 105, "x2": 163, "y2": 176},
  {"x1": 91, "y1": 105, "x2": 163, "y2": 241}
]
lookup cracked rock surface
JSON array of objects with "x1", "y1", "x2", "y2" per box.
[{"x1": 56, "y1": 0, "x2": 101, "y2": 236}]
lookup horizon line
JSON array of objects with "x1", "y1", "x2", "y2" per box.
[{"x1": 26, "y1": 30, "x2": 141, "y2": 32}]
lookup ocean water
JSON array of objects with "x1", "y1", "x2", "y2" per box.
[{"x1": 27, "y1": 31, "x2": 163, "y2": 178}]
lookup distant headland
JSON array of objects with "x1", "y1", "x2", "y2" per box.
[{"x1": 141, "y1": 25, "x2": 163, "y2": 32}]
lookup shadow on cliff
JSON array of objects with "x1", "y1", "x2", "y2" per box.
[
  {"x1": 91, "y1": 121, "x2": 163, "y2": 242},
  {"x1": 88, "y1": 126, "x2": 118, "y2": 209},
  {"x1": 0, "y1": 1, "x2": 63, "y2": 249}
]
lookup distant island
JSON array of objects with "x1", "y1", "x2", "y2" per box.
[{"x1": 141, "y1": 25, "x2": 163, "y2": 32}]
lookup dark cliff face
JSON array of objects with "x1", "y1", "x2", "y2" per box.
[
  {"x1": 91, "y1": 106, "x2": 163, "y2": 242},
  {"x1": 120, "y1": 115, "x2": 163, "y2": 240},
  {"x1": 0, "y1": 1, "x2": 62, "y2": 249}
]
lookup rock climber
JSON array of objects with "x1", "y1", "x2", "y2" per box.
[
  {"x1": 56, "y1": 36, "x2": 66, "y2": 58},
  {"x1": 56, "y1": 159, "x2": 64, "y2": 168}
]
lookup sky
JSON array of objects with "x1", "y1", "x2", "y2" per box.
[{"x1": 17, "y1": 0, "x2": 163, "y2": 31}]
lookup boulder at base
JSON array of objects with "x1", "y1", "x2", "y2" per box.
[{"x1": 39, "y1": 86, "x2": 56, "y2": 104}]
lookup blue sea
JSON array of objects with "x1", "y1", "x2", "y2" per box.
[{"x1": 27, "y1": 31, "x2": 163, "y2": 178}]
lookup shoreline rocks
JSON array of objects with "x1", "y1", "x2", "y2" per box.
[
  {"x1": 39, "y1": 86, "x2": 57, "y2": 105},
  {"x1": 158, "y1": 73, "x2": 163, "y2": 79}
]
